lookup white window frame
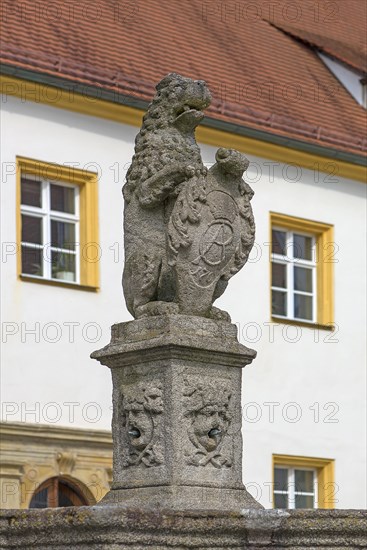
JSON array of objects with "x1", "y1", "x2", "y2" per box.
[
  {"x1": 274, "y1": 466, "x2": 318, "y2": 510},
  {"x1": 271, "y1": 227, "x2": 317, "y2": 323},
  {"x1": 20, "y1": 175, "x2": 80, "y2": 284}
]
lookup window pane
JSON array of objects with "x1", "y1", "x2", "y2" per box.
[
  {"x1": 293, "y1": 234, "x2": 312, "y2": 260},
  {"x1": 58, "y1": 490, "x2": 74, "y2": 507},
  {"x1": 294, "y1": 266, "x2": 313, "y2": 292},
  {"x1": 274, "y1": 493, "x2": 288, "y2": 508},
  {"x1": 295, "y1": 470, "x2": 314, "y2": 493},
  {"x1": 29, "y1": 487, "x2": 48, "y2": 509},
  {"x1": 51, "y1": 220, "x2": 76, "y2": 250},
  {"x1": 272, "y1": 263, "x2": 287, "y2": 288},
  {"x1": 22, "y1": 215, "x2": 42, "y2": 245},
  {"x1": 295, "y1": 494, "x2": 315, "y2": 509},
  {"x1": 22, "y1": 246, "x2": 43, "y2": 276},
  {"x1": 294, "y1": 294, "x2": 313, "y2": 320},
  {"x1": 51, "y1": 252, "x2": 76, "y2": 281},
  {"x1": 21, "y1": 178, "x2": 42, "y2": 207},
  {"x1": 272, "y1": 230, "x2": 286, "y2": 255},
  {"x1": 50, "y1": 184, "x2": 75, "y2": 214},
  {"x1": 272, "y1": 290, "x2": 287, "y2": 316},
  {"x1": 274, "y1": 468, "x2": 288, "y2": 491}
]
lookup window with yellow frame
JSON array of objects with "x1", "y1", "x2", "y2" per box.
[
  {"x1": 270, "y1": 213, "x2": 334, "y2": 328},
  {"x1": 17, "y1": 157, "x2": 99, "y2": 290},
  {"x1": 273, "y1": 454, "x2": 335, "y2": 509}
]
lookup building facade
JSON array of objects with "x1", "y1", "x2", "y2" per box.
[{"x1": 1, "y1": 0, "x2": 366, "y2": 511}]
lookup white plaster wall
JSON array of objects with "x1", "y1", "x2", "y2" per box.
[
  {"x1": 1, "y1": 95, "x2": 366, "y2": 508},
  {"x1": 0, "y1": 96, "x2": 130, "y2": 429}
]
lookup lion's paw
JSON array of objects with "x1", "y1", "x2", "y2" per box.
[
  {"x1": 136, "y1": 301, "x2": 180, "y2": 318},
  {"x1": 209, "y1": 306, "x2": 232, "y2": 323}
]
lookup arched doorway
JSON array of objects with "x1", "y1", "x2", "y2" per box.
[{"x1": 29, "y1": 477, "x2": 90, "y2": 508}]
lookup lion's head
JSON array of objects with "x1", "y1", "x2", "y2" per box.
[
  {"x1": 140, "y1": 73, "x2": 212, "y2": 133},
  {"x1": 125, "y1": 74, "x2": 211, "y2": 199}
]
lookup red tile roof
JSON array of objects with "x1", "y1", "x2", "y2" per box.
[{"x1": 1, "y1": 0, "x2": 366, "y2": 157}]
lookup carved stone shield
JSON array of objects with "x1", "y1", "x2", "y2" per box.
[{"x1": 168, "y1": 158, "x2": 255, "y2": 317}]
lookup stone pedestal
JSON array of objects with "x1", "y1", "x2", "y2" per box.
[{"x1": 91, "y1": 314, "x2": 260, "y2": 511}]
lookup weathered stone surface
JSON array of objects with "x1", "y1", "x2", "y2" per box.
[
  {"x1": 93, "y1": 314, "x2": 256, "y2": 362},
  {"x1": 91, "y1": 315, "x2": 259, "y2": 511},
  {"x1": 122, "y1": 73, "x2": 255, "y2": 321},
  {"x1": 95, "y1": 72, "x2": 259, "y2": 512},
  {"x1": 1, "y1": 508, "x2": 366, "y2": 549}
]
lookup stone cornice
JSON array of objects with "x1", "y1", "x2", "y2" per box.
[{"x1": 0, "y1": 422, "x2": 112, "y2": 447}]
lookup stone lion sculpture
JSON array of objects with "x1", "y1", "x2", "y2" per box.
[{"x1": 122, "y1": 73, "x2": 255, "y2": 321}]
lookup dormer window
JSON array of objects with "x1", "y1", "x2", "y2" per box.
[
  {"x1": 362, "y1": 78, "x2": 367, "y2": 109},
  {"x1": 318, "y1": 52, "x2": 366, "y2": 108}
]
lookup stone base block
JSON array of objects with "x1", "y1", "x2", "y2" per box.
[
  {"x1": 1, "y1": 507, "x2": 366, "y2": 549},
  {"x1": 99, "y1": 484, "x2": 260, "y2": 510}
]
